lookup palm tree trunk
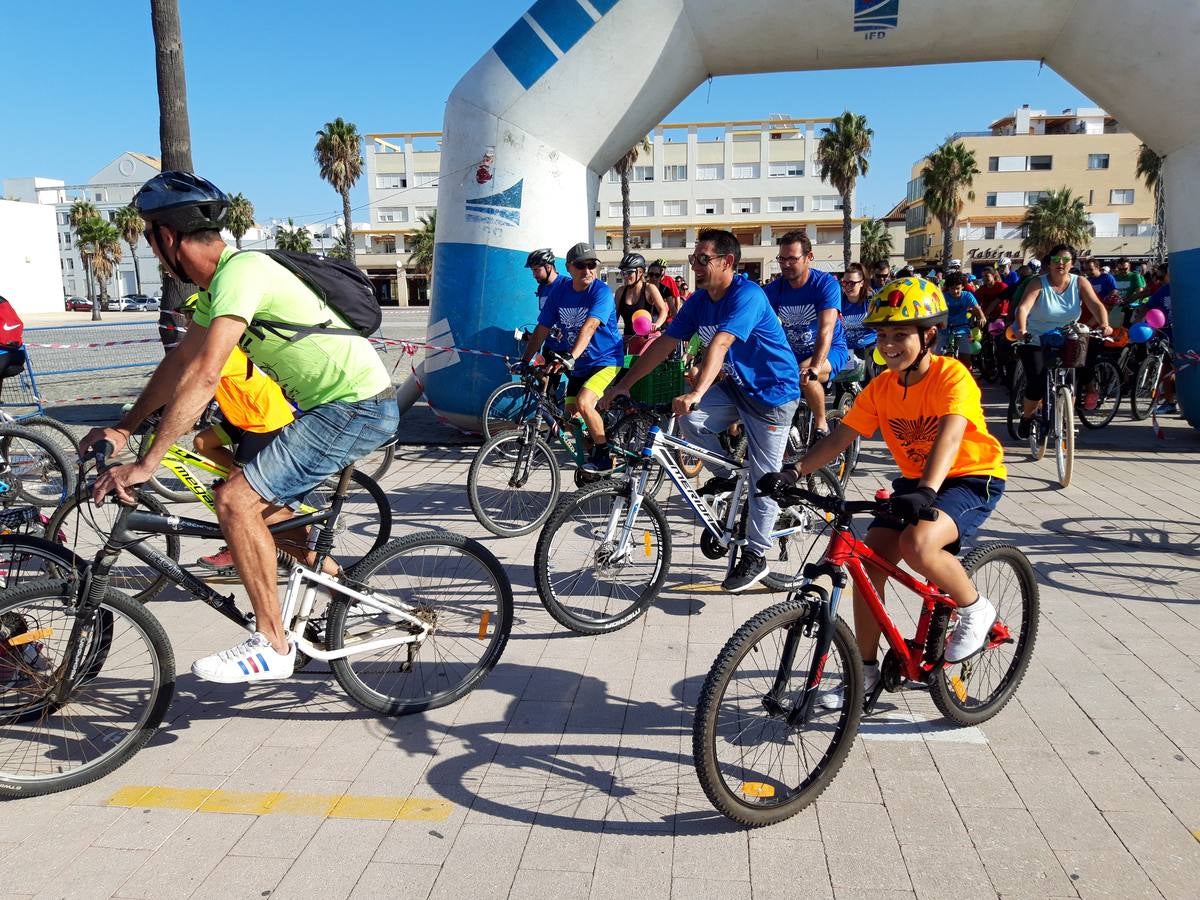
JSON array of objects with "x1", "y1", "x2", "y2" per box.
[
  {"x1": 341, "y1": 190, "x2": 355, "y2": 262},
  {"x1": 1154, "y1": 185, "x2": 1168, "y2": 263},
  {"x1": 128, "y1": 241, "x2": 143, "y2": 294},
  {"x1": 942, "y1": 220, "x2": 953, "y2": 267},
  {"x1": 82, "y1": 256, "x2": 93, "y2": 305},
  {"x1": 621, "y1": 173, "x2": 631, "y2": 254},
  {"x1": 841, "y1": 194, "x2": 852, "y2": 272},
  {"x1": 235, "y1": 234, "x2": 243, "y2": 250}
]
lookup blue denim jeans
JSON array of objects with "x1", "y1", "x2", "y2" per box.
[
  {"x1": 680, "y1": 381, "x2": 798, "y2": 557},
  {"x1": 242, "y1": 391, "x2": 398, "y2": 507}
]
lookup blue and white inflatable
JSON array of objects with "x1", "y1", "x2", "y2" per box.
[{"x1": 409, "y1": 0, "x2": 1200, "y2": 429}]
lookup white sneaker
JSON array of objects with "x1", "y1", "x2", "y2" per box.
[
  {"x1": 191, "y1": 632, "x2": 295, "y2": 683},
  {"x1": 816, "y1": 662, "x2": 880, "y2": 710},
  {"x1": 944, "y1": 596, "x2": 997, "y2": 664}
]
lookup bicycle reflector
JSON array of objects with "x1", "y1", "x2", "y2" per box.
[
  {"x1": 950, "y1": 674, "x2": 968, "y2": 703},
  {"x1": 477, "y1": 610, "x2": 491, "y2": 640},
  {"x1": 7, "y1": 628, "x2": 53, "y2": 646},
  {"x1": 644, "y1": 530, "x2": 653, "y2": 557},
  {"x1": 741, "y1": 782, "x2": 776, "y2": 799}
]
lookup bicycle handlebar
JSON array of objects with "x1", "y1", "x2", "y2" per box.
[
  {"x1": 762, "y1": 482, "x2": 937, "y2": 523},
  {"x1": 91, "y1": 439, "x2": 114, "y2": 471}
]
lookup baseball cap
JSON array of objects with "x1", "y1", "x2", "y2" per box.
[
  {"x1": 999, "y1": 256, "x2": 1011, "y2": 265},
  {"x1": 566, "y1": 242, "x2": 599, "y2": 266}
]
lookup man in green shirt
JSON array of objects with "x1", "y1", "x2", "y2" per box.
[
  {"x1": 1112, "y1": 257, "x2": 1147, "y2": 326},
  {"x1": 81, "y1": 172, "x2": 398, "y2": 684}
]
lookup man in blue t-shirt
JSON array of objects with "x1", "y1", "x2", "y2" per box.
[
  {"x1": 525, "y1": 247, "x2": 567, "y2": 352},
  {"x1": 522, "y1": 242, "x2": 625, "y2": 472},
  {"x1": 999, "y1": 257, "x2": 1021, "y2": 287},
  {"x1": 605, "y1": 229, "x2": 800, "y2": 593},
  {"x1": 763, "y1": 230, "x2": 849, "y2": 438}
]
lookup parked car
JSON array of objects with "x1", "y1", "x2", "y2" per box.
[
  {"x1": 67, "y1": 296, "x2": 92, "y2": 311},
  {"x1": 140, "y1": 297, "x2": 160, "y2": 311},
  {"x1": 120, "y1": 294, "x2": 153, "y2": 312}
]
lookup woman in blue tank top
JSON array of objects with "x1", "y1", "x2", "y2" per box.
[{"x1": 1011, "y1": 244, "x2": 1113, "y2": 436}]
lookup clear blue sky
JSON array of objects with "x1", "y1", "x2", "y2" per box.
[{"x1": 1, "y1": 1, "x2": 1101, "y2": 225}]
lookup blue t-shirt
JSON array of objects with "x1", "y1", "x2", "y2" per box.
[
  {"x1": 536, "y1": 275, "x2": 568, "y2": 352},
  {"x1": 665, "y1": 275, "x2": 800, "y2": 408},
  {"x1": 840, "y1": 297, "x2": 875, "y2": 350},
  {"x1": 1003, "y1": 271, "x2": 1021, "y2": 286},
  {"x1": 1088, "y1": 272, "x2": 1118, "y2": 300},
  {"x1": 763, "y1": 268, "x2": 848, "y2": 361},
  {"x1": 945, "y1": 291, "x2": 980, "y2": 330},
  {"x1": 537, "y1": 277, "x2": 624, "y2": 371}
]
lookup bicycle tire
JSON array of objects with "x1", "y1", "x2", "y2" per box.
[
  {"x1": 1130, "y1": 355, "x2": 1162, "y2": 420},
  {"x1": 0, "y1": 425, "x2": 75, "y2": 509},
  {"x1": 45, "y1": 491, "x2": 180, "y2": 603},
  {"x1": 0, "y1": 579, "x2": 174, "y2": 799},
  {"x1": 762, "y1": 467, "x2": 842, "y2": 592},
  {"x1": 693, "y1": 599, "x2": 863, "y2": 827},
  {"x1": 138, "y1": 439, "x2": 211, "y2": 504},
  {"x1": 328, "y1": 532, "x2": 513, "y2": 715},
  {"x1": 467, "y1": 431, "x2": 560, "y2": 537},
  {"x1": 676, "y1": 450, "x2": 703, "y2": 479},
  {"x1": 482, "y1": 381, "x2": 536, "y2": 440},
  {"x1": 1006, "y1": 368, "x2": 1026, "y2": 441},
  {"x1": 305, "y1": 470, "x2": 393, "y2": 570},
  {"x1": 1055, "y1": 386, "x2": 1074, "y2": 488},
  {"x1": 823, "y1": 410, "x2": 859, "y2": 487},
  {"x1": 355, "y1": 440, "x2": 395, "y2": 483},
  {"x1": 929, "y1": 542, "x2": 1039, "y2": 726},
  {"x1": 608, "y1": 412, "x2": 666, "y2": 499},
  {"x1": 1077, "y1": 360, "x2": 1121, "y2": 430},
  {"x1": 0, "y1": 534, "x2": 87, "y2": 589},
  {"x1": 15, "y1": 416, "x2": 80, "y2": 456},
  {"x1": 534, "y1": 482, "x2": 672, "y2": 634}
]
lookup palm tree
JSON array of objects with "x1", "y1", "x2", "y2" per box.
[
  {"x1": 407, "y1": 211, "x2": 436, "y2": 275},
  {"x1": 77, "y1": 218, "x2": 122, "y2": 320},
  {"x1": 1136, "y1": 143, "x2": 1167, "y2": 262},
  {"x1": 314, "y1": 118, "x2": 362, "y2": 263},
  {"x1": 612, "y1": 137, "x2": 652, "y2": 254},
  {"x1": 113, "y1": 206, "x2": 145, "y2": 295},
  {"x1": 69, "y1": 200, "x2": 100, "y2": 303},
  {"x1": 858, "y1": 218, "x2": 894, "y2": 270},
  {"x1": 816, "y1": 111, "x2": 873, "y2": 271},
  {"x1": 150, "y1": 0, "x2": 195, "y2": 319},
  {"x1": 922, "y1": 140, "x2": 980, "y2": 266},
  {"x1": 1020, "y1": 188, "x2": 1093, "y2": 258},
  {"x1": 274, "y1": 219, "x2": 313, "y2": 254},
  {"x1": 327, "y1": 227, "x2": 353, "y2": 260},
  {"x1": 225, "y1": 193, "x2": 255, "y2": 249}
]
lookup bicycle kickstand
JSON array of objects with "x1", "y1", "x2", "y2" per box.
[{"x1": 862, "y1": 677, "x2": 887, "y2": 715}]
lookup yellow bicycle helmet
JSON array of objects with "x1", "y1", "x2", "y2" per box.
[{"x1": 863, "y1": 277, "x2": 948, "y2": 328}]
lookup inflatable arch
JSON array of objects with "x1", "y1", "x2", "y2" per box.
[{"x1": 414, "y1": 0, "x2": 1200, "y2": 429}]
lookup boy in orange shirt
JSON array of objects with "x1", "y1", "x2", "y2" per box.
[{"x1": 773, "y1": 277, "x2": 1006, "y2": 704}]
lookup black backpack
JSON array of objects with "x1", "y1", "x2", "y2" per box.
[{"x1": 242, "y1": 250, "x2": 382, "y2": 341}]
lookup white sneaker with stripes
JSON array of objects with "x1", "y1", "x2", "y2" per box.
[{"x1": 191, "y1": 632, "x2": 295, "y2": 683}]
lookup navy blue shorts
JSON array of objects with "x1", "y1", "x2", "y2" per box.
[{"x1": 870, "y1": 475, "x2": 1005, "y2": 555}]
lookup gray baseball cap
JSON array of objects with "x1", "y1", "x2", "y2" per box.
[{"x1": 565, "y1": 242, "x2": 599, "y2": 265}]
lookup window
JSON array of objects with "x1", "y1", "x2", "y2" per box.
[
  {"x1": 698, "y1": 199, "x2": 722, "y2": 215},
  {"x1": 377, "y1": 207, "x2": 408, "y2": 223},
  {"x1": 663, "y1": 164, "x2": 687, "y2": 181},
  {"x1": 375, "y1": 174, "x2": 406, "y2": 189},
  {"x1": 696, "y1": 164, "x2": 723, "y2": 181},
  {"x1": 57, "y1": 212, "x2": 69, "y2": 226},
  {"x1": 412, "y1": 172, "x2": 438, "y2": 187},
  {"x1": 67, "y1": 259, "x2": 74, "y2": 271},
  {"x1": 768, "y1": 196, "x2": 802, "y2": 213},
  {"x1": 987, "y1": 191, "x2": 1026, "y2": 207},
  {"x1": 662, "y1": 231, "x2": 687, "y2": 248},
  {"x1": 732, "y1": 163, "x2": 760, "y2": 179},
  {"x1": 662, "y1": 199, "x2": 686, "y2": 217},
  {"x1": 733, "y1": 198, "x2": 760, "y2": 214},
  {"x1": 629, "y1": 201, "x2": 654, "y2": 218},
  {"x1": 815, "y1": 227, "x2": 841, "y2": 245},
  {"x1": 905, "y1": 205, "x2": 927, "y2": 228},
  {"x1": 632, "y1": 165, "x2": 654, "y2": 182},
  {"x1": 1119, "y1": 223, "x2": 1155, "y2": 237},
  {"x1": 1110, "y1": 189, "x2": 1135, "y2": 205},
  {"x1": 768, "y1": 161, "x2": 804, "y2": 177},
  {"x1": 1029, "y1": 155, "x2": 1053, "y2": 171},
  {"x1": 1025, "y1": 191, "x2": 1051, "y2": 206},
  {"x1": 62, "y1": 233, "x2": 71, "y2": 248},
  {"x1": 1087, "y1": 154, "x2": 1110, "y2": 170},
  {"x1": 415, "y1": 206, "x2": 436, "y2": 221},
  {"x1": 984, "y1": 225, "x2": 997, "y2": 240},
  {"x1": 987, "y1": 155, "x2": 1051, "y2": 172},
  {"x1": 371, "y1": 236, "x2": 397, "y2": 254},
  {"x1": 812, "y1": 195, "x2": 843, "y2": 211},
  {"x1": 607, "y1": 202, "x2": 622, "y2": 218},
  {"x1": 93, "y1": 191, "x2": 106, "y2": 202}
]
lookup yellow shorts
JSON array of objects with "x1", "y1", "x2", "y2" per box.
[{"x1": 566, "y1": 366, "x2": 625, "y2": 402}]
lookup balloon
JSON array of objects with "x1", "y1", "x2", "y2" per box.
[
  {"x1": 969, "y1": 341, "x2": 982, "y2": 354},
  {"x1": 1005, "y1": 325, "x2": 1019, "y2": 342},
  {"x1": 1108, "y1": 326, "x2": 1129, "y2": 347},
  {"x1": 989, "y1": 319, "x2": 1006, "y2": 336},
  {"x1": 1129, "y1": 323, "x2": 1154, "y2": 344},
  {"x1": 631, "y1": 309, "x2": 654, "y2": 335},
  {"x1": 872, "y1": 347, "x2": 887, "y2": 366},
  {"x1": 1143, "y1": 308, "x2": 1167, "y2": 330},
  {"x1": 970, "y1": 328, "x2": 982, "y2": 342}
]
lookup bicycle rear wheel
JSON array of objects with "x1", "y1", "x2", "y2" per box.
[
  {"x1": 1055, "y1": 386, "x2": 1074, "y2": 488},
  {"x1": 693, "y1": 597, "x2": 862, "y2": 827},
  {"x1": 328, "y1": 532, "x2": 513, "y2": 715},
  {"x1": 1130, "y1": 355, "x2": 1162, "y2": 420},
  {"x1": 15, "y1": 416, "x2": 80, "y2": 457},
  {"x1": 0, "y1": 535, "x2": 86, "y2": 590},
  {"x1": 45, "y1": 491, "x2": 179, "y2": 603},
  {"x1": 930, "y1": 542, "x2": 1039, "y2": 726},
  {"x1": 0, "y1": 425, "x2": 75, "y2": 509},
  {"x1": 467, "y1": 431, "x2": 560, "y2": 537},
  {"x1": 0, "y1": 579, "x2": 174, "y2": 799},
  {"x1": 763, "y1": 467, "x2": 842, "y2": 592},
  {"x1": 1077, "y1": 360, "x2": 1121, "y2": 430},
  {"x1": 534, "y1": 482, "x2": 671, "y2": 634}
]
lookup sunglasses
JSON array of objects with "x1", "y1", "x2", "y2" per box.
[
  {"x1": 776, "y1": 255, "x2": 808, "y2": 264},
  {"x1": 572, "y1": 260, "x2": 598, "y2": 270},
  {"x1": 1049, "y1": 255, "x2": 1073, "y2": 264},
  {"x1": 688, "y1": 252, "x2": 727, "y2": 267},
  {"x1": 841, "y1": 278, "x2": 864, "y2": 285}
]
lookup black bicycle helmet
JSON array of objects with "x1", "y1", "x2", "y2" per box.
[
  {"x1": 132, "y1": 171, "x2": 229, "y2": 234},
  {"x1": 619, "y1": 252, "x2": 646, "y2": 271},
  {"x1": 525, "y1": 248, "x2": 556, "y2": 268}
]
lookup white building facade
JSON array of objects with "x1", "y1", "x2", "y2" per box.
[{"x1": 0, "y1": 198, "x2": 62, "y2": 314}]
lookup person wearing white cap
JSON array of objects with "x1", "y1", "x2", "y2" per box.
[{"x1": 998, "y1": 257, "x2": 1020, "y2": 287}]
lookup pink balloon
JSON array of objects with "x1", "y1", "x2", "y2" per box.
[
  {"x1": 1143, "y1": 308, "x2": 1166, "y2": 330},
  {"x1": 632, "y1": 311, "x2": 654, "y2": 335},
  {"x1": 988, "y1": 319, "x2": 1006, "y2": 335}
]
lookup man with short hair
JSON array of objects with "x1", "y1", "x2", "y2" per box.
[
  {"x1": 522, "y1": 242, "x2": 624, "y2": 473},
  {"x1": 870, "y1": 262, "x2": 894, "y2": 292},
  {"x1": 605, "y1": 229, "x2": 800, "y2": 592},
  {"x1": 525, "y1": 248, "x2": 560, "y2": 312},
  {"x1": 998, "y1": 257, "x2": 1020, "y2": 286},
  {"x1": 1112, "y1": 257, "x2": 1146, "y2": 326},
  {"x1": 646, "y1": 258, "x2": 681, "y2": 316},
  {"x1": 764, "y1": 230, "x2": 850, "y2": 438},
  {"x1": 81, "y1": 171, "x2": 398, "y2": 684}
]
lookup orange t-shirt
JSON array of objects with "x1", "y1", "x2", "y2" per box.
[
  {"x1": 842, "y1": 355, "x2": 1006, "y2": 481},
  {"x1": 216, "y1": 347, "x2": 295, "y2": 434}
]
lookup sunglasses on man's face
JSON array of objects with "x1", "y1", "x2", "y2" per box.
[
  {"x1": 572, "y1": 260, "x2": 598, "y2": 270},
  {"x1": 1049, "y1": 255, "x2": 1073, "y2": 264}
]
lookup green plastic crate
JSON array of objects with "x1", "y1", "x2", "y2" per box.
[{"x1": 624, "y1": 354, "x2": 686, "y2": 405}]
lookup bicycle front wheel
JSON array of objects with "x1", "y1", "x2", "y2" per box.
[
  {"x1": 1055, "y1": 386, "x2": 1074, "y2": 488},
  {"x1": 0, "y1": 579, "x2": 174, "y2": 799},
  {"x1": 329, "y1": 532, "x2": 513, "y2": 715},
  {"x1": 308, "y1": 470, "x2": 393, "y2": 570},
  {"x1": 1130, "y1": 355, "x2": 1162, "y2": 420},
  {"x1": 693, "y1": 598, "x2": 863, "y2": 827},
  {"x1": 1077, "y1": 360, "x2": 1121, "y2": 430},
  {"x1": 930, "y1": 542, "x2": 1039, "y2": 726},
  {"x1": 763, "y1": 467, "x2": 842, "y2": 592},
  {"x1": 468, "y1": 432, "x2": 560, "y2": 537},
  {"x1": 482, "y1": 381, "x2": 536, "y2": 440},
  {"x1": 0, "y1": 425, "x2": 75, "y2": 509},
  {"x1": 534, "y1": 482, "x2": 671, "y2": 634}
]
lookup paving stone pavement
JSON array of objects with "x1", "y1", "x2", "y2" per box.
[{"x1": 3, "y1": 392, "x2": 1199, "y2": 899}]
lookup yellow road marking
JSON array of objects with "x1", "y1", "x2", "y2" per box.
[{"x1": 107, "y1": 785, "x2": 453, "y2": 821}]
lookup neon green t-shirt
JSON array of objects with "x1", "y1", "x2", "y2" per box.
[{"x1": 193, "y1": 249, "x2": 391, "y2": 410}]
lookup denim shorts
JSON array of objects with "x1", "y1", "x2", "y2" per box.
[
  {"x1": 242, "y1": 390, "x2": 398, "y2": 507},
  {"x1": 870, "y1": 475, "x2": 1005, "y2": 555}
]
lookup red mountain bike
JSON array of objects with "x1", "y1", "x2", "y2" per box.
[{"x1": 693, "y1": 483, "x2": 1039, "y2": 827}]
